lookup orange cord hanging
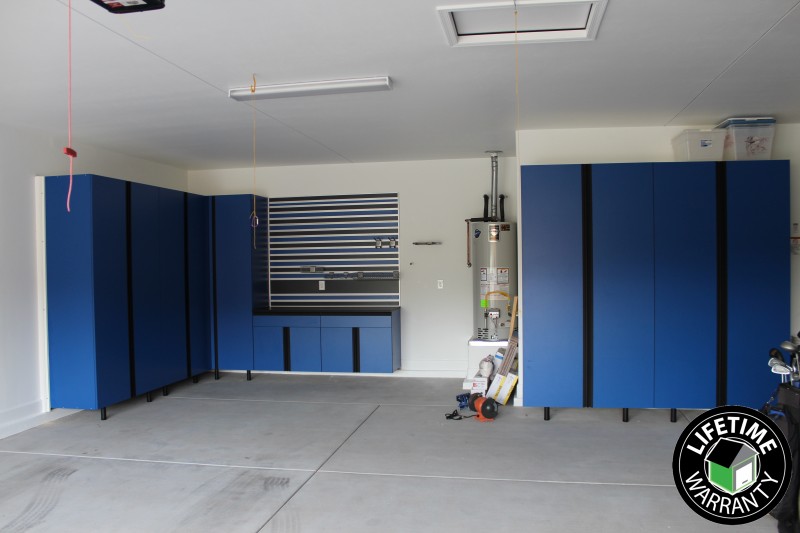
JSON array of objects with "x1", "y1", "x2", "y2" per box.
[
  {"x1": 64, "y1": 0, "x2": 77, "y2": 212},
  {"x1": 249, "y1": 74, "x2": 259, "y2": 249}
]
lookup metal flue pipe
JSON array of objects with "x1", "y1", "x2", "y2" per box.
[{"x1": 486, "y1": 151, "x2": 502, "y2": 220}]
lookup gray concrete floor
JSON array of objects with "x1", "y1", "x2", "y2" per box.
[{"x1": 0, "y1": 373, "x2": 780, "y2": 532}]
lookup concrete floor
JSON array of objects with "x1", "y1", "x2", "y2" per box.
[{"x1": 0, "y1": 373, "x2": 781, "y2": 532}]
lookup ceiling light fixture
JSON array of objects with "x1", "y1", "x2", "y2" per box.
[{"x1": 228, "y1": 77, "x2": 392, "y2": 101}]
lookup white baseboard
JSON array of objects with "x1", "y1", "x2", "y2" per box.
[{"x1": 0, "y1": 401, "x2": 79, "y2": 440}]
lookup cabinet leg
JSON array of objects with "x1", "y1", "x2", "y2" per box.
[
  {"x1": 622, "y1": 408, "x2": 629, "y2": 423},
  {"x1": 670, "y1": 408, "x2": 677, "y2": 423},
  {"x1": 192, "y1": 375, "x2": 199, "y2": 384},
  {"x1": 162, "y1": 386, "x2": 169, "y2": 396},
  {"x1": 247, "y1": 370, "x2": 252, "y2": 381},
  {"x1": 214, "y1": 369, "x2": 220, "y2": 380},
  {"x1": 100, "y1": 407, "x2": 107, "y2": 421},
  {"x1": 544, "y1": 407, "x2": 551, "y2": 421},
  {"x1": 146, "y1": 392, "x2": 153, "y2": 403}
]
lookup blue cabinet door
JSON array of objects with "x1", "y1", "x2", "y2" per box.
[
  {"x1": 321, "y1": 328, "x2": 354, "y2": 372},
  {"x1": 360, "y1": 328, "x2": 393, "y2": 373},
  {"x1": 290, "y1": 327, "x2": 322, "y2": 371},
  {"x1": 46, "y1": 175, "x2": 131, "y2": 410},
  {"x1": 727, "y1": 160, "x2": 789, "y2": 408},
  {"x1": 254, "y1": 327, "x2": 284, "y2": 370},
  {"x1": 186, "y1": 193, "x2": 212, "y2": 376},
  {"x1": 214, "y1": 196, "x2": 255, "y2": 370},
  {"x1": 130, "y1": 184, "x2": 187, "y2": 394},
  {"x1": 592, "y1": 163, "x2": 655, "y2": 408},
  {"x1": 520, "y1": 164, "x2": 584, "y2": 407},
  {"x1": 653, "y1": 162, "x2": 717, "y2": 408}
]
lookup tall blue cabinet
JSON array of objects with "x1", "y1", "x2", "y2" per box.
[
  {"x1": 726, "y1": 160, "x2": 790, "y2": 408},
  {"x1": 45, "y1": 175, "x2": 131, "y2": 418},
  {"x1": 129, "y1": 183, "x2": 188, "y2": 396},
  {"x1": 521, "y1": 160, "x2": 788, "y2": 414},
  {"x1": 186, "y1": 193, "x2": 213, "y2": 378},
  {"x1": 213, "y1": 195, "x2": 268, "y2": 375}
]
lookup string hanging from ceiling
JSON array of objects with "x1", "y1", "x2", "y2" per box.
[
  {"x1": 249, "y1": 74, "x2": 259, "y2": 249},
  {"x1": 63, "y1": 0, "x2": 78, "y2": 212}
]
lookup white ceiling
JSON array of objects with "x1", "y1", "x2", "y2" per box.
[{"x1": 1, "y1": 0, "x2": 799, "y2": 170}]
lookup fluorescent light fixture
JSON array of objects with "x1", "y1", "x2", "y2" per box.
[{"x1": 229, "y1": 77, "x2": 392, "y2": 101}]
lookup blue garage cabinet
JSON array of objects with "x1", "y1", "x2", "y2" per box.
[
  {"x1": 727, "y1": 160, "x2": 789, "y2": 408},
  {"x1": 45, "y1": 175, "x2": 131, "y2": 419},
  {"x1": 653, "y1": 162, "x2": 717, "y2": 409},
  {"x1": 186, "y1": 193, "x2": 213, "y2": 378},
  {"x1": 213, "y1": 195, "x2": 268, "y2": 376},
  {"x1": 592, "y1": 163, "x2": 655, "y2": 408},
  {"x1": 520, "y1": 164, "x2": 585, "y2": 408},
  {"x1": 519, "y1": 160, "x2": 789, "y2": 414},
  {"x1": 129, "y1": 183, "x2": 188, "y2": 396},
  {"x1": 253, "y1": 311, "x2": 400, "y2": 373}
]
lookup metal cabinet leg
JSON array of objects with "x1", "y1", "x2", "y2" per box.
[
  {"x1": 622, "y1": 408, "x2": 629, "y2": 423},
  {"x1": 162, "y1": 386, "x2": 169, "y2": 396},
  {"x1": 670, "y1": 408, "x2": 677, "y2": 423},
  {"x1": 214, "y1": 369, "x2": 220, "y2": 380},
  {"x1": 544, "y1": 407, "x2": 551, "y2": 421},
  {"x1": 146, "y1": 392, "x2": 153, "y2": 403},
  {"x1": 100, "y1": 407, "x2": 107, "y2": 421},
  {"x1": 192, "y1": 375, "x2": 199, "y2": 384},
  {"x1": 247, "y1": 370, "x2": 252, "y2": 381}
]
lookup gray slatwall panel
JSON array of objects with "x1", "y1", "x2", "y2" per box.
[{"x1": 268, "y1": 194, "x2": 399, "y2": 308}]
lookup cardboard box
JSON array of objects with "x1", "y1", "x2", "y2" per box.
[
  {"x1": 462, "y1": 375, "x2": 488, "y2": 394},
  {"x1": 486, "y1": 372, "x2": 518, "y2": 405}
]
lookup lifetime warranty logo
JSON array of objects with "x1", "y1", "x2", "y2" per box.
[{"x1": 673, "y1": 405, "x2": 792, "y2": 525}]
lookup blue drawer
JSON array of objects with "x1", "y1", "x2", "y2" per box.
[
  {"x1": 253, "y1": 315, "x2": 321, "y2": 328},
  {"x1": 321, "y1": 315, "x2": 391, "y2": 328}
]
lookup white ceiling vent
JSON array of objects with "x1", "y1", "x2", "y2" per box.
[{"x1": 438, "y1": 0, "x2": 608, "y2": 46}]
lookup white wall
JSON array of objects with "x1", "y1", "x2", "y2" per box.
[
  {"x1": 190, "y1": 157, "x2": 517, "y2": 375},
  {"x1": 0, "y1": 121, "x2": 186, "y2": 437},
  {"x1": 517, "y1": 124, "x2": 800, "y2": 338}
]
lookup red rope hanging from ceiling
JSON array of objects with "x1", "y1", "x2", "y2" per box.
[{"x1": 63, "y1": 0, "x2": 77, "y2": 212}]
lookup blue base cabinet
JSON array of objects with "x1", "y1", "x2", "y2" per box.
[
  {"x1": 253, "y1": 311, "x2": 400, "y2": 373},
  {"x1": 45, "y1": 175, "x2": 131, "y2": 411}
]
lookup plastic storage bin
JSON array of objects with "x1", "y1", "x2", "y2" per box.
[
  {"x1": 672, "y1": 129, "x2": 726, "y2": 161},
  {"x1": 716, "y1": 117, "x2": 776, "y2": 160}
]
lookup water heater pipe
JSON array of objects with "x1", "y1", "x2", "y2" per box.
[{"x1": 486, "y1": 151, "x2": 502, "y2": 220}]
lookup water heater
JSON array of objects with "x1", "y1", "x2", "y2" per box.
[
  {"x1": 470, "y1": 221, "x2": 517, "y2": 340},
  {"x1": 466, "y1": 152, "x2": 518, "y2": 341}
]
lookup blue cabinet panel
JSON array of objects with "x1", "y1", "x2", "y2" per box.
[
  {"x1": 360, "y1": 328, "x2": 394, "y2": 373},
  {"x1": 186, "y1": 193, "x2": 212, "y2": 376},
  {"x1": 727, "y1": 160, "x2": 789, "y2": 408},
  {"x1": 130, "y1": 184, "x2": 188, "y2": 394},
  {"x1": 321, "y1": 328, "x2": 354, "y2": 372},
  {"x1": 321, "y1": 315, "x2": 390, "y2": 328},
  {"x1": 214, "y1": 196, "x2": 256, "y2": 370},
  {"x1": 592, "y1": 163, "x2": 655, "y2": 408},
  {"x1": 254, "y1": 326, "x2": 284, "y2": 370},
  {"x1": 46, "y1": 175, "x2": 131, "y2": 410},
  {"x1": 653, "y1": 163, "x2": 717, "y2": 408},
  {"x1": 253, "y1": 315, "x2": 320, "y2": 328},
  {"x1": 290, "y1": 328, "x2": 322, "y2": 371},
  {"x1": 520, "y1": 164, "x2": 584, "y2": 408}
]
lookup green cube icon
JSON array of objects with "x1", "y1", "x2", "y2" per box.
[{"x1": 705, "y1": 438, "x2": 759, "y2": 495}]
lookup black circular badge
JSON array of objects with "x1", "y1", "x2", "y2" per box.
[{"x1": 673, "y1": 405, "x2": 792, "y2": 525}]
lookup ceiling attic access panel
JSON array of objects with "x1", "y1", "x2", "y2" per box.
[{"x1": 438, "y1": 0, "x2": 608, "y2": 46}]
